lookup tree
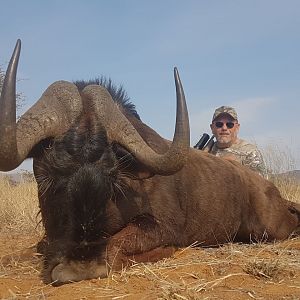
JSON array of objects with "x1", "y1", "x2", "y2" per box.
[{"x1": 0, "y1": 65, "x2": 25, "y2": 112}]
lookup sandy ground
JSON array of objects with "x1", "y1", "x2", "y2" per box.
[{"x1": 0, "y1": 233, "x2": 300, "y2": 300}]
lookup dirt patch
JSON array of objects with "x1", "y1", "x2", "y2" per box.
[{"x1": 0, "y1": 234, "x2": 300, "y2": 300}]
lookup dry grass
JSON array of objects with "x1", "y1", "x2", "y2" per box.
[
  {"x1": 244, "y1": 258, "x2": 281, "y2": 279},
  {"x1": 0, "y1": 175, "x2": 42, "y2": 235},
  {"x1": 1, "y1": 237, "x2": 299, "y2": 299},
  {"x1": 263, "y1": 144, "x2": 300, "y2": 204},
  {"x1": 271, "y1": 176, "x2": 300, "y2": 203},
  {"x1": 263, "y1": 144, "x2": 296, "y2": 175},
  {"x1": 100, "y1": 241, "x2": 300, "y2": 299},
  {"x1": 2, "y1": 236, "x2": 296, "y2": 300}
]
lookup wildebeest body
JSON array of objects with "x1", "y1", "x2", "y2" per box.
[{"x1": 34, "y1": 111, "x2": 298, "y2": 284}]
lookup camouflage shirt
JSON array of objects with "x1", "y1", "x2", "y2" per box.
[{"x1": 210, "y1": 139, "x2": 266, "y2": 176}]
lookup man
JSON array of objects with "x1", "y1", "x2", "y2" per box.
[{"x1": 208, "y1": 106, "x2": 266, "y2": 176}]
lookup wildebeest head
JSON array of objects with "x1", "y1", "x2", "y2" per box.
[{"x1": 0, "y1": 40, "x2": 190, "y2": 265}]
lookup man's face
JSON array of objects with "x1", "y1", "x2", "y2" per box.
[{"x1": 210, "y1": 114, "x2": 240, "y2": 148}]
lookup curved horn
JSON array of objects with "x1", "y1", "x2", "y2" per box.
[
  {"x1": 82, "y1": 67, "x2": 190, "y2": 175},
  {"x1": 0, "y1": 40, "x2": 83, "y2": 171},
  {"x1": 0, "y1": 40, "x2": 21, "y2": 170}
]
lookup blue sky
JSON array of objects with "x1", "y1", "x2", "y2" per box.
[{"x1": 1, "y1": 0, "x2": 300, "y2": 171}]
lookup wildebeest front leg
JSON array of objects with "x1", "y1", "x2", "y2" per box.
[{"x1": 106, "y1": 214, "x2": 176, "y2": 271}]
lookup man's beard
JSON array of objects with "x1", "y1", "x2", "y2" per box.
[{"x1": 216, "y1": 135, "x2": 232, "y2": 148}]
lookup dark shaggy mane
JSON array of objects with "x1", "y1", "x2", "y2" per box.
[{"x1": 73, "y1": 77, "x2": 140, "y2": 120}]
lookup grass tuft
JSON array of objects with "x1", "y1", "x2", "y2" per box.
[{"x1": 244, "y1": 258, "x2": 281, "y2": 279}]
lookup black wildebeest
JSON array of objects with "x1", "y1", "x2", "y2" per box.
[{"x1": 1, "y1": 40, "x2": 299, "y2": 285}]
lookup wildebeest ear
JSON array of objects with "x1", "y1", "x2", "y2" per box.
[{"x1": 112, "y1": 143, "x2": 154, "y2": 179}]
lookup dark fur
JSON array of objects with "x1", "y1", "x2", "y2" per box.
[
  {"x1": 31, "y1": 80, "x2": 300, "y2": 285},
  {"x1": 73, "y1": 77, "x2": 140, "y2": 120}
]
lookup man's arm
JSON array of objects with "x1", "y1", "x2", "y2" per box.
[{"x1": 244, "y1": 148, "x2": 267, "y2": 177}]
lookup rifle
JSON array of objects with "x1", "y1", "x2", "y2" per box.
[
  {"x1": 194, "y1": 133, "x2": 215, "y2": 152},
  {"x1": 194, "y1": 133, "x2": 209, "y2": 149}
]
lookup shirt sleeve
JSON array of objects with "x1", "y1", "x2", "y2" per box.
[{"x1": 243, "y1": 147, "x2": 267, "y2": 177}]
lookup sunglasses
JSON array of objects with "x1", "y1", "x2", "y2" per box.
[{"x1": 215, "y1": 121, "x2": 235, "y2": 129}]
